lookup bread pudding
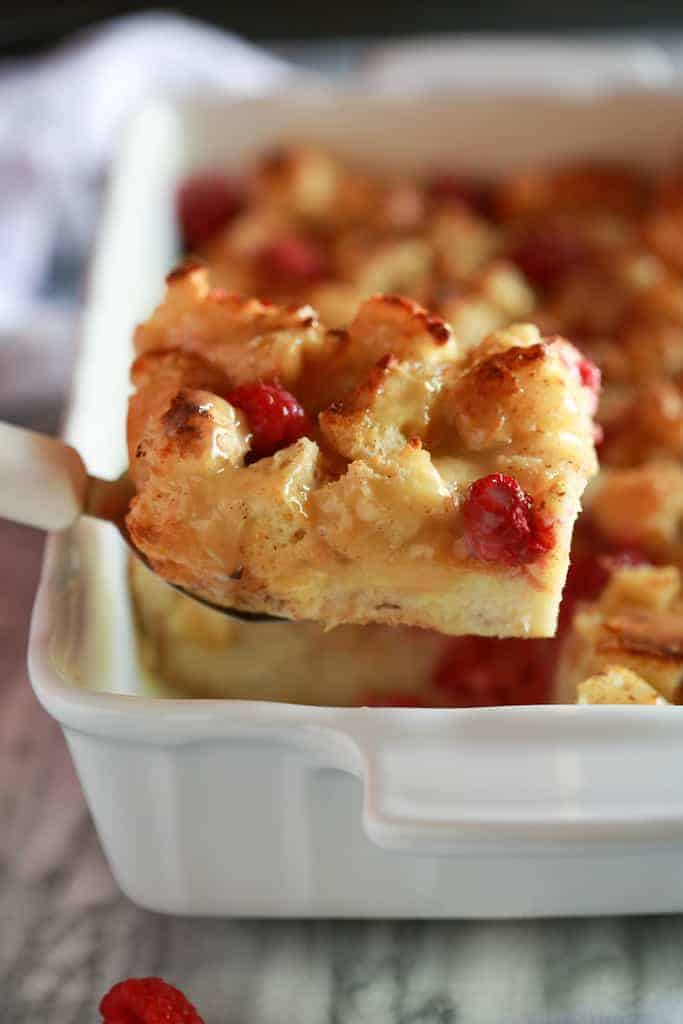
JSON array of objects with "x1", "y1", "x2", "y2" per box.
[
  {"x1": 130, "y1": 556, "x2": 554, "y2": 706},
  {"x1": 130, "y1": 558, "x2": 446, "y2": 704},
  {"x1": 576, "y1": 666, "x2": 669, "y2": 705},
  {"x1": 555, "y1": 565, "x2": 683, "y2": 704},
  {"x1": 123, "y1": 144, "x2": 683, "y2": 702},
  {"x1": 126, "y1": 265, "x2": 598, "y2": 636}
]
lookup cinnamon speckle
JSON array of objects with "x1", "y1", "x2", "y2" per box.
[
  {"x1": 166, "y1": 259, "x2": 204, "y2": 284},
  {"x1": 162, "y1": 392, "x2": 210, "y2": 450},
  {"x1": 471, "y1": 343, "x2": 546, "y2": 389},
  {"x1": 376, "y1": 352, "x2": 398, "y2": 372},
  {"x1": 426, "y1": 316, "x2": 452, "y2": 345}
]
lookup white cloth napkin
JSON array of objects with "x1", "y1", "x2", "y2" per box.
[
  {"x1": 0, "y1": 16, "x2": 676, "y2": 416},
  {"x1": 0, "y1": 12, "x2": 292, "y2": 329},
  {"x1": 0, "y1": 12, "x2": 299, "y2": 414}
]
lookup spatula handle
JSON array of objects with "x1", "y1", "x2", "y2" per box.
[{"x1": 0, "y1": 421, "x2": 87, "y2": 531}]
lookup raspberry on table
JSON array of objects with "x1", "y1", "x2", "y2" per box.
[
  {"x1": 259, "y1": 235, "x2": 327, "y2": 281},
  {"x1": 227, "y1": 381, "x2": 313, "y2": 461},
  {"x1": 462, "y1": 473, "x2": 555, "y2": 566},
  {"x1": 177, "y1": 171, "x2": 244, "y2": 250},
  {"x1": 100, "y1": 977, "x2": 204, "y2": 1024}
]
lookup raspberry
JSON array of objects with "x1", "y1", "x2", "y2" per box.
[
  {"x1": 100, "y1": 977, "x2": 204, "y2": 1024},
  {"x1": 433, "y1": 636, "x2": 552, "y2": 706},
  {"x1": 462, "y1": 473, "x2": 554, "y2": 566},
  {"x1": 577, "y1": 356, "x2": 601, "y2": 395},
  {"x1": 434, "y1": 542, "x2": 646, "y2": 708},
  {"x1": 227, "y1": 381, "x2": 313, "y2": 461},
  {"x1": 259, "y1": 235, "x2": 327, "y2": 281},
  {"x1": 177, "y1": 172, "x2": 244, "y2": 250},
  {"x1": 428, "y1": 173, "x2": 493, "y2": 218},
  {"x1": 553, "y1": 337, "x2": 601, "y2": 415},
  {"x1": 509, "y1": 225, "x2": 587, "y2": 290}
]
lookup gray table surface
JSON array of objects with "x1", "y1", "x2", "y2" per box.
[{"x1": 5, "y1": 35, "x2": 683, "y2": 1024}]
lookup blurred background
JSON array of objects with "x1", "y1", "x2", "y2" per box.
[{"x1": 3, "y1": 0, "x2": 683, "y2": 55}]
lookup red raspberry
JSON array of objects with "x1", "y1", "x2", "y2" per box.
[
  {"x1": 509, "y1": 225, "x2": 587, "y2": 290},
  {"x1": 227, "y1": 381, "x2": 313, "y2": 461},
  {"x1": 433, "y1": 636, "x2": 553, "y2": 707},
  {"x1": 100, "y1": 977, "x2": 204, "y2": 1024},
  {"x1": 462, "y1": 473, "x2": 554, "y2": 566},
  {"x1": 433, "y1": 540, "x2": 646, "y2": 708},
  {"x1": 553, "y1": 337, "x2": 601, "y2": 415},
  {"x1": 259, "y1": 235, "x2": 327, "y2": 281},
  {"x1": 577, "y1": 356, "x2": 601, "y2": 395},
  {"x1": 177, "y1": 171, "x2": 244, "y2": 250},
  {"x1": 428, "y1": 173, "x2": 493, "y2": 218}
]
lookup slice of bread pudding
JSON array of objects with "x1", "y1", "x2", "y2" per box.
[{"x1": 126, "y1": 264, "x2": 599, "y2": 635}]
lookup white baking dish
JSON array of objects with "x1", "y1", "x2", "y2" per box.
[{"x1": 28, "y1": 78, "x2": 683, "y2": 918}]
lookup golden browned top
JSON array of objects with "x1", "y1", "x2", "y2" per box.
[
  {"x1": 194, "y1": 145, "x2": 683, "y2": 447},
  {"x1": 130, "y1": 267, "x2": 597, "y2": 486}
]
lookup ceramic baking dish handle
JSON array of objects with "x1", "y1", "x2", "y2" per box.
[
  {"x1": 357, "y1": 711, "x2": 683, "y2": 854},
  {"x1": 0, "y1": 421, "x2": 88, "y2": 531}
]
